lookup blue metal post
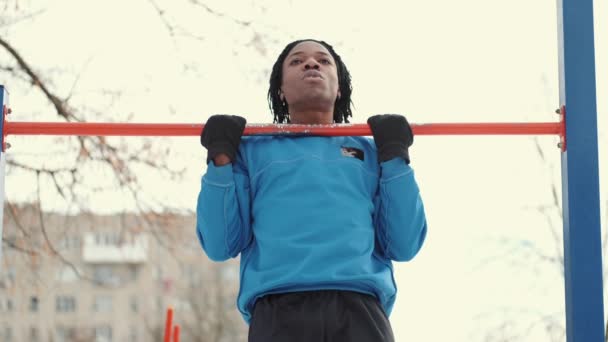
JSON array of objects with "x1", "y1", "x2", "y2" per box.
[
  {"x1": 557, "y1": 1, "x2": 604, "y2": 341},
  {"x1": 0, "y1": 85, "x2": 6, "y2": 267}
]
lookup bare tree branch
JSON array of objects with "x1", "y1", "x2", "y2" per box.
[
  {"x1": 6, "y1": 199, "x2": 33, "y2": 238},
  {"x1": 2, "y1": 236, "x2": 38, "y2": 254},
  {"x1": 0, "y1": 5, "x2": 258, "y2": 339},
  {"x1": 34, "y1": 171, "x2": 86, "y2": 280},
  {"x1": 533, "y1": 137, "x2": 565, "y2": 273},
  {"x1": 0, "y1": 65, "x2": 33, "y2": 83},
  {"x1": 64, "y1": 57, "x2": 93, "y2": 103},
  {"x1": 0, "y1": 8, "x2": 45, "y2": 28},
  {"x1": 0, "y1": 36, "x2": 77, "y2": 121},
  {"x1": 188, "y1": 0, "x2": 251, "y2": 27},
  {"x1": 146, "y1": 0, "x2": 176, "y2": 37}
]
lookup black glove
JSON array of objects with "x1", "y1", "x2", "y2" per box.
[
  {"x1": 367, "y1": 114, "x2": 414, "y2": 164},
  {"x1": 200, "y1": 115, "x2": 247, "y2": 164}
]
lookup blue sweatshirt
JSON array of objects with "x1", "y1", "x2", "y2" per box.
[{"x1": 196, "y1": 135, "x2": 427, "y2": 323}]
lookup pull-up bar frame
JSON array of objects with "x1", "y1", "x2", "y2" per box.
[
  {"x1": 0, "y1": 0, "x2": 602, "y2": 339},
  {"x1": 2, "y1": 120, "x2": 564, "y2": 137}
]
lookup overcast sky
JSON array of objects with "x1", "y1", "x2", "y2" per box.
[{"x1": 1, "y1": 0, "x2": 606, "y2": 340}]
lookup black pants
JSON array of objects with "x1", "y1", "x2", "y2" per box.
[{"x1": 248, "y1": 290, "x2": 395, "y2": 342}]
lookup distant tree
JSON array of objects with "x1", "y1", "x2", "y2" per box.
[
  {"x1": 177, "y1": 263, "x2": 246, "y2": 342},
  {"x1": 531, "y1": 137, "x2": 608, "y2": 342},
  {"x1": 480, "y1": 137, "x2": 607, "y2": 342},
  {"x1": 1, "y1": 4, "x2": 271, "y2": 341},
  {"x1": 0, "y1": 0, "x2": 272, "y2": 268}
]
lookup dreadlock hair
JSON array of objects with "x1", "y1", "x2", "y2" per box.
[{"x1": 268, "y1": 39, "x2": 353, "y2": 124}]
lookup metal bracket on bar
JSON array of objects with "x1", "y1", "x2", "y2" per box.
[{"x1": 558, "y1": 105, "x2": 566, "y2": 152}]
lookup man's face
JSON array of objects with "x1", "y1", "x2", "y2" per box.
[{"x1": 280, "y1": 41, "x2": 340, "y2": 115}]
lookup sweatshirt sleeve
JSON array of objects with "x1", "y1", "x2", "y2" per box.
[
  {"x1": 373, "y1": 157, "x2": 427, "y2": 262},
  {"x1": 196, "y1": 158, "x2": 252, "y2": 262}
]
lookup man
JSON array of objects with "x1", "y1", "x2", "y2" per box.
[{"x1": 197, "y1": 39, "x2": 427, "y2": 342}]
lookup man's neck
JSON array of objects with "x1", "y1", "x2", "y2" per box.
[{"x1": 289, "y1": 110, "x2": 333, "y2": 124}]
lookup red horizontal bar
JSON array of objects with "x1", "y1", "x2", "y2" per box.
[{"x1": 3, "y1": 121, "x2": 562, "y2": 137}]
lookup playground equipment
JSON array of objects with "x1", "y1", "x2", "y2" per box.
[
  {"x1": 0, "y1": 0, "x2": 602, "y2": 340},
  {"x1": 164, "y1": 307, "x2": 180, "y2": 342}
]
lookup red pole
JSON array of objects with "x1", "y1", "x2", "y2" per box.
[
  {"x1": 163, "y1": 307, "x2": 173, "y2": 342},
  {"x1": 173, "y1": 325, "x2": 180, "y2": 342},
  {"x1": 3, "y1": 121, "x2": 562, "y2": 137}
]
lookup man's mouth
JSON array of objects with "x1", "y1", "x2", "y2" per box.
[{"x1": 303, "y1": 71, "x2": 323, "y2": 79}]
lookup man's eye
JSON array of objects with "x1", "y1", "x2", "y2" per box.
[
  {"x1": 290, "y1": 59, "x2": 302, "y2": 65},
  {"x1": 320, "y1": 59, "x2": 331, "y2": 65}
]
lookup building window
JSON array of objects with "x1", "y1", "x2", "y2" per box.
[
  {"x1": 92, "y1": 266, "x2": 121, "y2": 287},
  {"x1": 0, "y1": 325, "x2": 12, "y2": 342},
  {"x1": 29, "y1": 327, "x2": 40, "y2": 342},
  {"x1": 182, "y1": 264, "x2": 201, "y2": 287},
  {"x1": 0, "y1": 267, "x2": 15, "y2": 288},
  {"x1": 55, "y1": 326, "x2": 75, "y2": 342},
  {"x1": 59, "y1": 235, "x2": 80, "y2": 250},
  {"x1": 56, "y1": 266, "x2": 79, "y2": 283},
  {"x1": 92, "y1": 295, "x2": 113, "y2": 313},
  {"x1": 56, "y1": 296, "x2": 76, "y2": 313},
  {"x1": 128, "y1": 265, "x2": 139, "y2": 282},
  {"x1": 156, "y1": 297, "x2": 163, "y2": 312},
  {"x1": 153, "y1": 265, "x2": 164, "y2": 280},
  {"x1": 94, "y1": 325, "x2": 112, "y2": 342},
  {"x1": 0, "y1": 298, "x2": 14, "y2": 313},
  {"x1": 129, "y1": 296, "x2": 138, "y2": 313},
  {"x1": 94, "y1": 233, "x2": 120, "y2": 246},
  {"x1": 175, "y1": 298, "x2": 192, "y2": 312},
  {"x1": 129, "y1": 326, "x2": 138, "y2": 342},
  {"x1": 29, "y1": 296, "x2": 39, "y2": 312}
]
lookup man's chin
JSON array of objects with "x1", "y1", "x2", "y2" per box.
[{"x1": 293, "y1": 95, "x2": 334, "y2": 108}]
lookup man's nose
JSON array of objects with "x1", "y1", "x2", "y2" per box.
[{"x1": 304, "y1": 59, "x2": 320, "y2": 70}]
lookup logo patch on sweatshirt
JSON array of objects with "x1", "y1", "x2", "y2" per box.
[{"x1": 341, "y1": 146, "x2": 364, "y2": 161}]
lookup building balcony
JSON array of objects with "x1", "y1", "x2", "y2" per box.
[{"x1": 82, "y1": 233, "x2": 148, "y2": 264}]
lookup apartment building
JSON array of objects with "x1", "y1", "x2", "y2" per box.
[{"x1": 0, "y1": 205, "x2": 247, "y2": 342}]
